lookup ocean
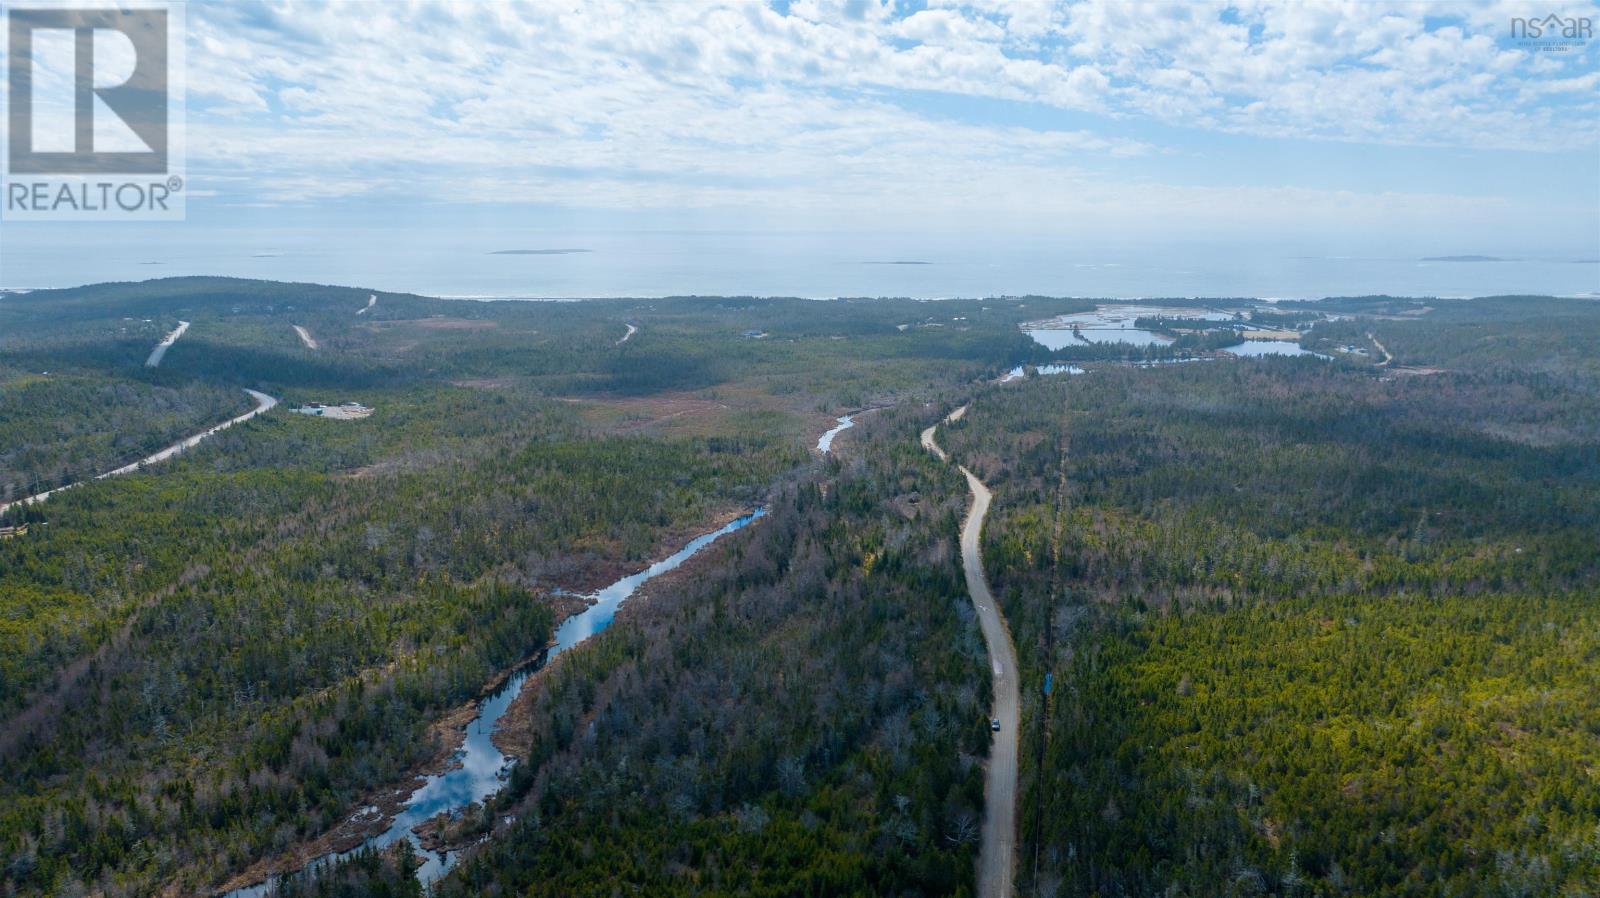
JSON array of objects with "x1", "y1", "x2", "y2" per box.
[{"x1": 1, "y1": 227, "x2": 1595, "y2": 300}]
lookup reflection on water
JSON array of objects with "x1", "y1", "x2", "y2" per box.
[
  {"x1": 1022, "y1": 304, "x2": 1244, "y2": 349},
  {"x1": 1226, "y1": 340, "x2": 1330, "y2": 359},
  {"x1": 223, "y1": 509, "x2": 766, "y2": 897},
  {"x1": 1021, "y1": 305, "x2": 1334, "y2": 363},
  {"x1": 1025, "y1": 325, "x2": 1169, "y2": 349}
]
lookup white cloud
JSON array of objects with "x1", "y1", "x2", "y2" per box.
[{"x1": 154, "y1": 0, "x2": 1597, "y2": 233}]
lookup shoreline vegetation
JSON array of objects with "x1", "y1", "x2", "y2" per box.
[{"x1": 216, "y1": 507, "x2": 755, "y2": 895}]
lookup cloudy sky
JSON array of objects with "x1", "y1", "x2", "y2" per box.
[
  {"x1": 170, "y1": 0, "x2": 1599, "y2": 243},
  {"x1": 3, "y1": 0, "x2": 1599, "y2": 295}
]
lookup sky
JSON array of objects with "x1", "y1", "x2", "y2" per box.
[{"x1": 2, "y1": 0, "x2": 1599, "y2": 294}]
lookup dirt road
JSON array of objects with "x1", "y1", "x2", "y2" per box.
[
  {"x1": 292, "y1": 325, "x2": 319, "y2": 350},
  {"x1": 1368, "y1": 331, "x2": 1393, "y2": 366},
  {"x1": 145, "y1": 320, "x2": 190, "y2": 367},
  {"x1": 0, "y1": 389, "x2": 278, "y2": 518},
  {"x1": 924, "y1": 405, "x2": 1019, "y2": 898}
]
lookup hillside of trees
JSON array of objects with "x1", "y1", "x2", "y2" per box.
[
  {"x1": 1, "y1": 277, "x2": 1086, "y2": 404},
  {"x1": 1300, "y1": 295, "x2": 1600, "y2": 386}
]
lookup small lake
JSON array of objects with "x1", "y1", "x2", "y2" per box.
[
  {"x1": 1022, "y1": 305, "x2": 1244, "y2": 350},
  {"x1": 223, "y1": 508, "x2": 767, "y2": 897},
  {"x1": 1226, "y1": 340, "x2": 1329, "y2": 359}
]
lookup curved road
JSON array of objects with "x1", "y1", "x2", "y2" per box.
[
  {"x1": 1368, "y1": 331, "x2": 1393, "y2": 367},
  {"x1": 923, "y1": 405, "x2": 1019, "y2": 898},
  {"x1": 0, "y1": 389, "x2": 278, "y2": 517},
  {"x1": 145, "y1": 320, "x2": 190, "y2": 367}
]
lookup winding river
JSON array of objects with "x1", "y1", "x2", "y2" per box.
[
  {"x1": 816, "y1": 415, "x2": 855, "y2": 453},
  {"x1": 223, "y1": 508, "x2": 767, "y2": 897}
]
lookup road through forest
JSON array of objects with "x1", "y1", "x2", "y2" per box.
[
  {"x1": 145, "y1": 320, "x2": 190, "y2": 367},
  {"x1": 0, "y1": 389, "x2": 279, "y2": 518},
  {"x1": 923, "y1": 405, "x2": 1019, "y2": 898}
]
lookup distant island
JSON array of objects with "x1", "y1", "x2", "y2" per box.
[
  {"x1": 864, "y1": 260, "x2": 933, "y2": 265},
  {"x1": 490, "y1": 248, "x2": 591, "y2": 255},
  {"x1": 1421, "y1": 255, "x2": 1505, "y2": 262}
]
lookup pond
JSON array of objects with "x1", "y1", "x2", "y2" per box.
[{"x1": 1226, "y1": 340, "x2": 1330, "y2": 359}]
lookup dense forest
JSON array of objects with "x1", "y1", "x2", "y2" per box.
[
  {"x1": 0, "y1": 278, "x2": 1037, "y2": 896},
  {"x1": 3, "y1": 279, "x2": 1598, "y2": 897},
  {"x1": 942, "y1": 320, "x2": 1600, "y2": 895},
  {"x1": 1300, "y1": 295, "x2": 1600, "y2": 385},
  {"x1": 428, "y1": 409, "x2": 994, "y2": 897},
  {"x1": 0, "y1": 277, "x2": 1083, "y2": 403},
  {"x1": 239, "y1": 416, "x2": 997, "y2": 898},
  {"x1": 0, "y1": 388, "x2": 806, "y2": 895}
]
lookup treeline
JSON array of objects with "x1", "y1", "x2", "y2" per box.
[
  {"x1": 6, "y1": 278, "x2": 1090, "y2": 407},
  {"x1": 1303, "y1": 296, "x2": 1600, "y2": 385},
  {"x1": 273, "y1": 844, "x2": 422, "y2": 898},
  {"x1": 0, "y1": 277, "x2": 434, "y2": 326},
  {"x1": 1129, "y1": 317, "x2": 1251, "y2": 352},
  {"x1": 1132, "y1": 315, "x2": 1244, "y2": 331}
]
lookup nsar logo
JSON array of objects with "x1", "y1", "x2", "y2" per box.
[{"x1": 1510, "y1": 13, "x2": 1593, "y2": 51}]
